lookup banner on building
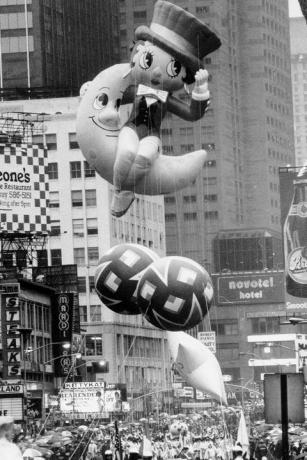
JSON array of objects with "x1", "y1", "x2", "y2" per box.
[
  {"x1": 59, "y1": 382, "x2": 126, "y2": 414},
  {"x1": 215, "y1": 272, "x2": 284, "y2": 305},
  {"x1": 52, "y1": 293, "x2": 74, "y2": 377},
  {"x1": 279, "y1": 167, "x2": 307, "y2": 311},
  {"x1": 0, "y1": 283, "x2": 21, "y2": 379},
  {"x1": 0, "y1": 144, "x2": 49, "y2": 234}
]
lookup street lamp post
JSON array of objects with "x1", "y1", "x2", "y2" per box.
[
  {"x1": 17, "y1": 327, "x2": 32, "y2": 431},
  {"x1": 25, "y1": 342, "x2": 72, "y2": 420}
]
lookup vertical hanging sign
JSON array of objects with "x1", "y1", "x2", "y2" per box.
[
  {"x1": 0, "y1": 284, "x2": 21, "y2": 379},
  {"x1": 52, "y1": 293, "x2": 74, "y2": 377}
]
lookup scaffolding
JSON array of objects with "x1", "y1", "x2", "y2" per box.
[{"x1": 0, "y1": 111, "x2": 48, "y2": 144}]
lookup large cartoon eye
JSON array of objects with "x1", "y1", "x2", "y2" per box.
[
  {"x1": 166, "y1": 59, "x2": 182, "y2": 78},
  {"x1": 93, "y1": 92, "x2": 109, "y2": 110},
  {"x1": 139, "y1": 51, "x2": 153, "y2": 70}
]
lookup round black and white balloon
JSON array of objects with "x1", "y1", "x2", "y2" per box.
[
  {"x1": 136, "y1": 256, "x2": 213, "y2": 330},
  {"x1": 95, "y1": 244, "x2": 159, "y2": 315}
]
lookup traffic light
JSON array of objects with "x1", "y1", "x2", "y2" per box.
[{"x1": 92, "y1": 360, "x2": 109, "y2": 373}]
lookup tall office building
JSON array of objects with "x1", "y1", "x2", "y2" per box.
[
  {"x1": 0, "y1": 97, "x2": 169, "y2": 406},
  {"x1": 290, "y1": 16, "x2": 307, "y2": 166},
  {"x1": 119, "y1": 0, "x2": 295, "y2": 273},
  {"x1": 0, "y1": 0, "x2": 119, "y2": 96}
]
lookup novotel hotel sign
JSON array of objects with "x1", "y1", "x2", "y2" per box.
[{"x1": 215, "y1": 272, "x2": 285, "y2": 305}]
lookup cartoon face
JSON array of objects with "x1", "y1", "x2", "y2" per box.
[
  {"x1": 89, "y1": 85, "x2": 123, "y2": 137},
  {"x1": 131, "y1": 42, "x2": 187, "y2": 92}
]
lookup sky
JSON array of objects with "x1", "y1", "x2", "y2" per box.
[{"x1": 289, "y1": 0, "x2": 303, "y2": 17}]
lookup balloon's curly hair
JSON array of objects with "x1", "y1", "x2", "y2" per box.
[{"x1": 129, "y1": 40, "x2": 196, "y2": 85}]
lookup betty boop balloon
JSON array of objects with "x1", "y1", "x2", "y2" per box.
[
  {"x1": 76, "y1": 0, "x2": 221, "y2": 218},
  {"x1": 136, "y1": 256, "x2": 213, "y2": 330},
  {"x1": 95, "y1": 243, "x2": 159, "y2": 315}
]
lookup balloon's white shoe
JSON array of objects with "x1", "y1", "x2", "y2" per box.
[{"x1": 111, "y1": 190, "x2": 135, "y2": 217}]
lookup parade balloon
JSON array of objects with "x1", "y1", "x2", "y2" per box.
[
  {"x1": 76, "y1": 63, "x2": 207, "y2": 196},
  {"x1": 136, "y1": 256, "x2": 213, "y2": 330},
  {"x1": 169, "y1": 421, "x2": 188, "y2": 437},
  {"x1": 94, "y1": 244, "x2": 159, "y2": 315}
]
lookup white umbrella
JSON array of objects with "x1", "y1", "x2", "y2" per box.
[{"x1": 167, "y1": 331, "x2": 227, "y2": 405}]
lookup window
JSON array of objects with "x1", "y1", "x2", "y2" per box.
[
  {"x1": 50, "y1": 220, "x2": 60, "y2": 236},
  {"x1": 134, "y1": 10, "x2": 147, "y2": 20},
  {"x1": 77, "y1": 277, "x2": 86, "y2": 293},
  {"x1": 84, "y1": 161, "x2": 95, "y2": 178},
  {"x1": 37, "y1": 249, "x2": 48, "y2": 267},
  {"x1": 71, "y1": 190, "x2": 83, "y2": 207},
  {"x1": 89, "y1": 276, "x2": 96, "y2": 293},
  {"x1": 181, "y1": 144, "x2": 194, "y2": 153},
  {"x1": 72, "y1": 219, "x2": 84, "y2": 237},
  {"x1": 85, "y1": 335, "x2": 103, "y2": 356},
  {"x1": 204, "y1": 194, "x2": 217, "y2": 202},
  {"x1": 74, "y1": 248, "x2": 85, "y2": 265},
  {"x1": 184, "y1": 212, "x2": 197, "y2": 221},
  {"x1": 79, "y1": 305, "x2": 88, "y2": 322},
  {"x1": 203, "y1": 177, "x2": 217, "y2": 185},
  {"x1": 180, "y1": 127, "x2": 193, "y2": 135},
  {"x1": 165, "y1": 196, "x2": 176, "y2": 204},
  {"x1": 251, "y1": 317, "x2": 280, "y2": 334},
  {"x1": 211, "y1": 320, "x2": 238, "y2": 336},
  {"x1": 183, "y1": 195, "x2": 197, "y2": 203},
  {"x1": 85, "y1": 189, "x2": 96, "y2": 206},
  {"x1": 32, "y1": 134, "x2": 44, "y2": 148},
  {"x1": 88, "y1": 247, "x2": 99, "y2": 265},
  {"x1": 48, "y1": 163, "x2": 58, "y2": 179},
  {"x1": 49, "y1": 191, "x2": 59, "y2": 208},
  {"x1": 204, "y1": 160, "x2": 216, "y2": 167},
  {"x1": 45, "y1": 133, "x2": 57, "y2": 150},
  {"x1": 87, "y1": 218, "x2": 98, "y2": 235},
  {"x1": 69, "y1": 132, "x2": 79, "y2": 149},
  {"x1": 205, "y1": 210, "x2": 218, "y2": 219},
  {"x1": 70, "y1": 161, "x2": 82, "y2": 179},
  {"x1": 90, "y1": 305, "x2": 102, "y2": 322},
  {"x1": 51, "y1": 249, "x2": 62, "y2": 266},
  {"x1": 165, "y1": 213, "x2": 176, "y2": 222}
]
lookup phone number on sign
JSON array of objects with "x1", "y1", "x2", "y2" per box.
[{"x1": 8, "y1": 191, "x2": 31, "y2": 199}]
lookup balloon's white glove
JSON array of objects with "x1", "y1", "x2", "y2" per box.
[{"x1": 192, "y1": 69, "x2": 210, "y2": 101}]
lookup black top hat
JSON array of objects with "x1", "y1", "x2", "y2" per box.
[{"x1": 135, "y1": 0, "x2": 221, "y2": 73}]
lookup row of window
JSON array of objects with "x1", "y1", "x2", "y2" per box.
[
  {"x1": 49, "y1": 189, "x2": 96, "y2": 208},
  {"x1": 165, "y1": 211, "x2": 219, "y2": 222},
  {"x1": 50, "y1": 218, "x2": 98, "y2": 238},
  {"x1": 48, "y1": 161, "x2": 95, "y2": 180},
  {"x1": 32, "y1": 132, "x2": 78, "y2": 151},
  {"x1": 165, "y1": 194, "x2": 218, "y2": 204}
]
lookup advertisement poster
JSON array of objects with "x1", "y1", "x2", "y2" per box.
[
  {"x1": 279, "y1": 166, "x2": 307, "y2": 311},
  {"x1": 0, "y1": 144, "x2": 49, "y2": 233},
  {"x1": 59, "y1": 382, "x2": 126, "y2": 414}
]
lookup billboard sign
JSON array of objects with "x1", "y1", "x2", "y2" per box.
[
  {"x1": 1, "y1": 284, "x2": 21, "y2": 378},
  {"x1": 280, "y1": 167, "x2": 307, "y2": 311},
  {"x1": 52, "y1": 293, "x2": 74, "y2": 377},
  {"x1": 197, "y1": 331, "x2": 216, "y2": 353},
  {"x1": 60, "y1": 382, "x2": 126, "y2": 414},
  {"x1": 0, "y1": 396, "x2": 23, "y2": 420},
  {"x1": 0, "y1": 144, "x2": 49, "y2": 233},
  {"x1": 216, "y1": 272, "x2": 284, "y2": 304}
]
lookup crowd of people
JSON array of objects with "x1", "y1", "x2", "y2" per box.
[{"x1": 1, "y1": 404, "x2": 307, "y2": 460}]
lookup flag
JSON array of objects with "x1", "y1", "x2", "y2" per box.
[
  {"x1": 114, "y1": 420, "x2": 123, "y2": 460},
  {"x1": 237, "y1": 410, "x2": 249, "y2": 458}
]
